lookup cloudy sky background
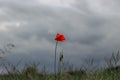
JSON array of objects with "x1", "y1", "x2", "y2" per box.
[{"x1": 0, "y1": 0, "x2": 120, "y2": 71}]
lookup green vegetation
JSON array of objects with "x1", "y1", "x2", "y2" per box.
[
  {"x1": 0, "y1": 64, "x2": 120, "y2": 80},
  {"x1": 0, "y1": 51, "x2": 120, "y2": 80}
]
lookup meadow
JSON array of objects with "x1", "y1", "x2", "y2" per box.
[{"x1": 0, "y1": 52, "x2": 119, "y2": 80}]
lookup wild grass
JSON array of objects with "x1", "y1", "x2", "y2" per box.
[{"x1": 0, "y1": 51, "x2": 120, "y2": 80}]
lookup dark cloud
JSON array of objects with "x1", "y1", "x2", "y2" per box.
[{"x1": 0, "y1": 0, "x2": 120, "y2": 71}]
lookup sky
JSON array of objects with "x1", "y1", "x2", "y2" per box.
[{"x1": 0, "y1": 0, "x2": 120, "y2": 72}]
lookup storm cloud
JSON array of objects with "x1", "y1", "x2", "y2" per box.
[{"x1": 0, "y1": 0, "x2": 120, "y2": 71}]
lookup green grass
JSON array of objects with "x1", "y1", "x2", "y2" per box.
[
  {"x1": 0, "y1": 63, "x2": 119, "y2": 80},
  {"x1": 0, "y1": 67, "x2": 119, "y2": 80},
  {"x1": 0, "y1": 51, "x2": 120, "y2": 80}
]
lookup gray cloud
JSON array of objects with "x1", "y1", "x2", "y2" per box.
[{"x1": 0, "y1": 0, "x2": 120, "y2": 71}]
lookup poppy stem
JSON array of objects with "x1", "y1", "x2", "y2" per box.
[{"x1": 54, "y1": 41, "x2": 58, "y2": 79}]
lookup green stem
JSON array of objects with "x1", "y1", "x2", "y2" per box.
[{"x1": 54, "y1": 41, "x2": 58, "y2": 79}]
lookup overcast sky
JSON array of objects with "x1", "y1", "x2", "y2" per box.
[{"x1": 0, "y1": 0, "x2": 120, "y2": 71}]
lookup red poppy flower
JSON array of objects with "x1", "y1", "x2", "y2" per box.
[{"x1": 54, "y1": 33, "x2": 66, "y2": 41}]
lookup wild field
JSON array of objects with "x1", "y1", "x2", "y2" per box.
[{"x1": 0, "y1": 52, "x2": 119, "y2": 80}]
